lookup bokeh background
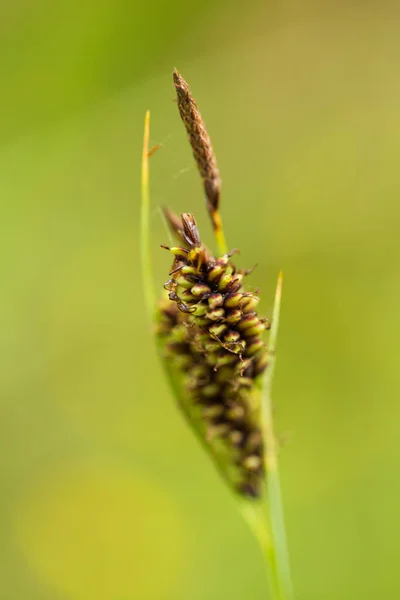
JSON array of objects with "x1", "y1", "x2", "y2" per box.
[{"x1": 2, "y1": 1, "x2": 400, "y2": 598}]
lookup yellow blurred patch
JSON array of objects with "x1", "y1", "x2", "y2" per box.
[{"x1": 14, "y1": 465, "x2": 186, "y2": 600}]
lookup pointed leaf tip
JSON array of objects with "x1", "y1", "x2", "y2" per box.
[
  {"x1": 276, "y1": 271, "x2": 283, "y2": 300},
  {"x1": 269, "y1": 271, "x2": 283, "y2": 351}
]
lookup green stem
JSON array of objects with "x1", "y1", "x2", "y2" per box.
[
  {"x1": 212, "y1": 209, "x2": 228, "y2": 256},
  {"x1": 259, "y1": 272, "x2": 294, "y2": 600},
  {"x1": 140, "y1": 110, "x2": 156, "y2": 320},
  {"x1": 239, "y1": 501, "x2": 283, "y2": 600}
]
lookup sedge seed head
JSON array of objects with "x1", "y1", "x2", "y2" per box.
[
  {"x1": 155, "y1": 71, "x2": 271, "y2": 499},
  {"x1": 157, "y1": 213, "x2": 269, "y2": 498}
]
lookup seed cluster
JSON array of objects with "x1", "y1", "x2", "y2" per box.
[{"x1": 157, "y1": 213, "x2": 269, "y2": 498}]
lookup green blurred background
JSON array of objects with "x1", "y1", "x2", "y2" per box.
[{"x1": 2, "y1": 1, "x2": 400, "y2": 598}]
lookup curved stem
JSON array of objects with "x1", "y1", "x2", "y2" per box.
[
  {"x1": 260, "y1": 272, "x2": 295, "y2": 600},
  {"x1": 140, "y1": 110, "x2": 156, "y2": 320},
  {"x1": 238, "y1": 501, "x2": 283, "y2": 600}
]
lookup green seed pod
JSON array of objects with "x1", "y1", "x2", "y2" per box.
[
  {"x1": 213, "y1": 352, "x2": 239, "y2": 369},
  {"x1": 246, "y1": 338, "x2": 265, "y2": 356},
  {"x1": 204, "y1": 340, "x2": 222, "y2": 353},
  {"x1": 226, "y1": 405, "x2": 246, "y2": 421},
  {"x1": 181, "y1": 265, "x2": 198, "y2": 276},
  {"x1": 176, "y1": 275, "x2": 193, "y2": 289},
  {"x1": 241, "y1": 295, "x2": 260, "y2": 313},
  {"x1": 190, "y1": 304, "x2": 208, "y2": 316},
  {"x1": 224, "y1": 293, "x2": 243, "y2": 308},
  {"x1": 242, "y1": 455, "x2": 262, "y2": 472},
  {"x1": 236, "y1": 315, "x2": 259, "y2": 331},
  {"x1": 202, "y1": 383, "x2": 220, "y2": 398},
  {"x1": 224, "y1": 330, "x2": 241, "y2": 343},
  {"x1": 246, "y1": 322, "x2": 267, "y2": 337},
  {"x1": 230, "y1": 430, "x2": 244, "y2": 446},
  {"x1": 219, "y1": 273, "x2": 233, "y2": 291},
  {"x1": 208, "y1": 293, "x2": 224, "y2": 309},
  {"x1": 203, "y1": 404, "x2": 225, "y2": 419},
  {"x1": 225, "y1": 309, "x2": 242, "y2": 324},
  {"x1": 209, "y1": 323, "x2": 228, "y2": 338},
  {"x1": 206, "y1": 308, "x2": 225, "y2": 321},
  {"x1": 208, "y1": 264, "x2": 224, "y2": 282},
  {"x1": 191, "y1": 283, "x2": 211, "y2": 297}
]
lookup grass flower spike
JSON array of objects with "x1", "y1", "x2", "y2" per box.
[
  {"x1": 157, "y1": 211, "x2": 270, "y2": 497},
  {"x1": 140, "y1": 69, "x2": 294, "y2": 600}
]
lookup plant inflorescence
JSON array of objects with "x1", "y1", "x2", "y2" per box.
[{"x1": 140, "y1": 69, "x2": 294, "y2": 600}]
